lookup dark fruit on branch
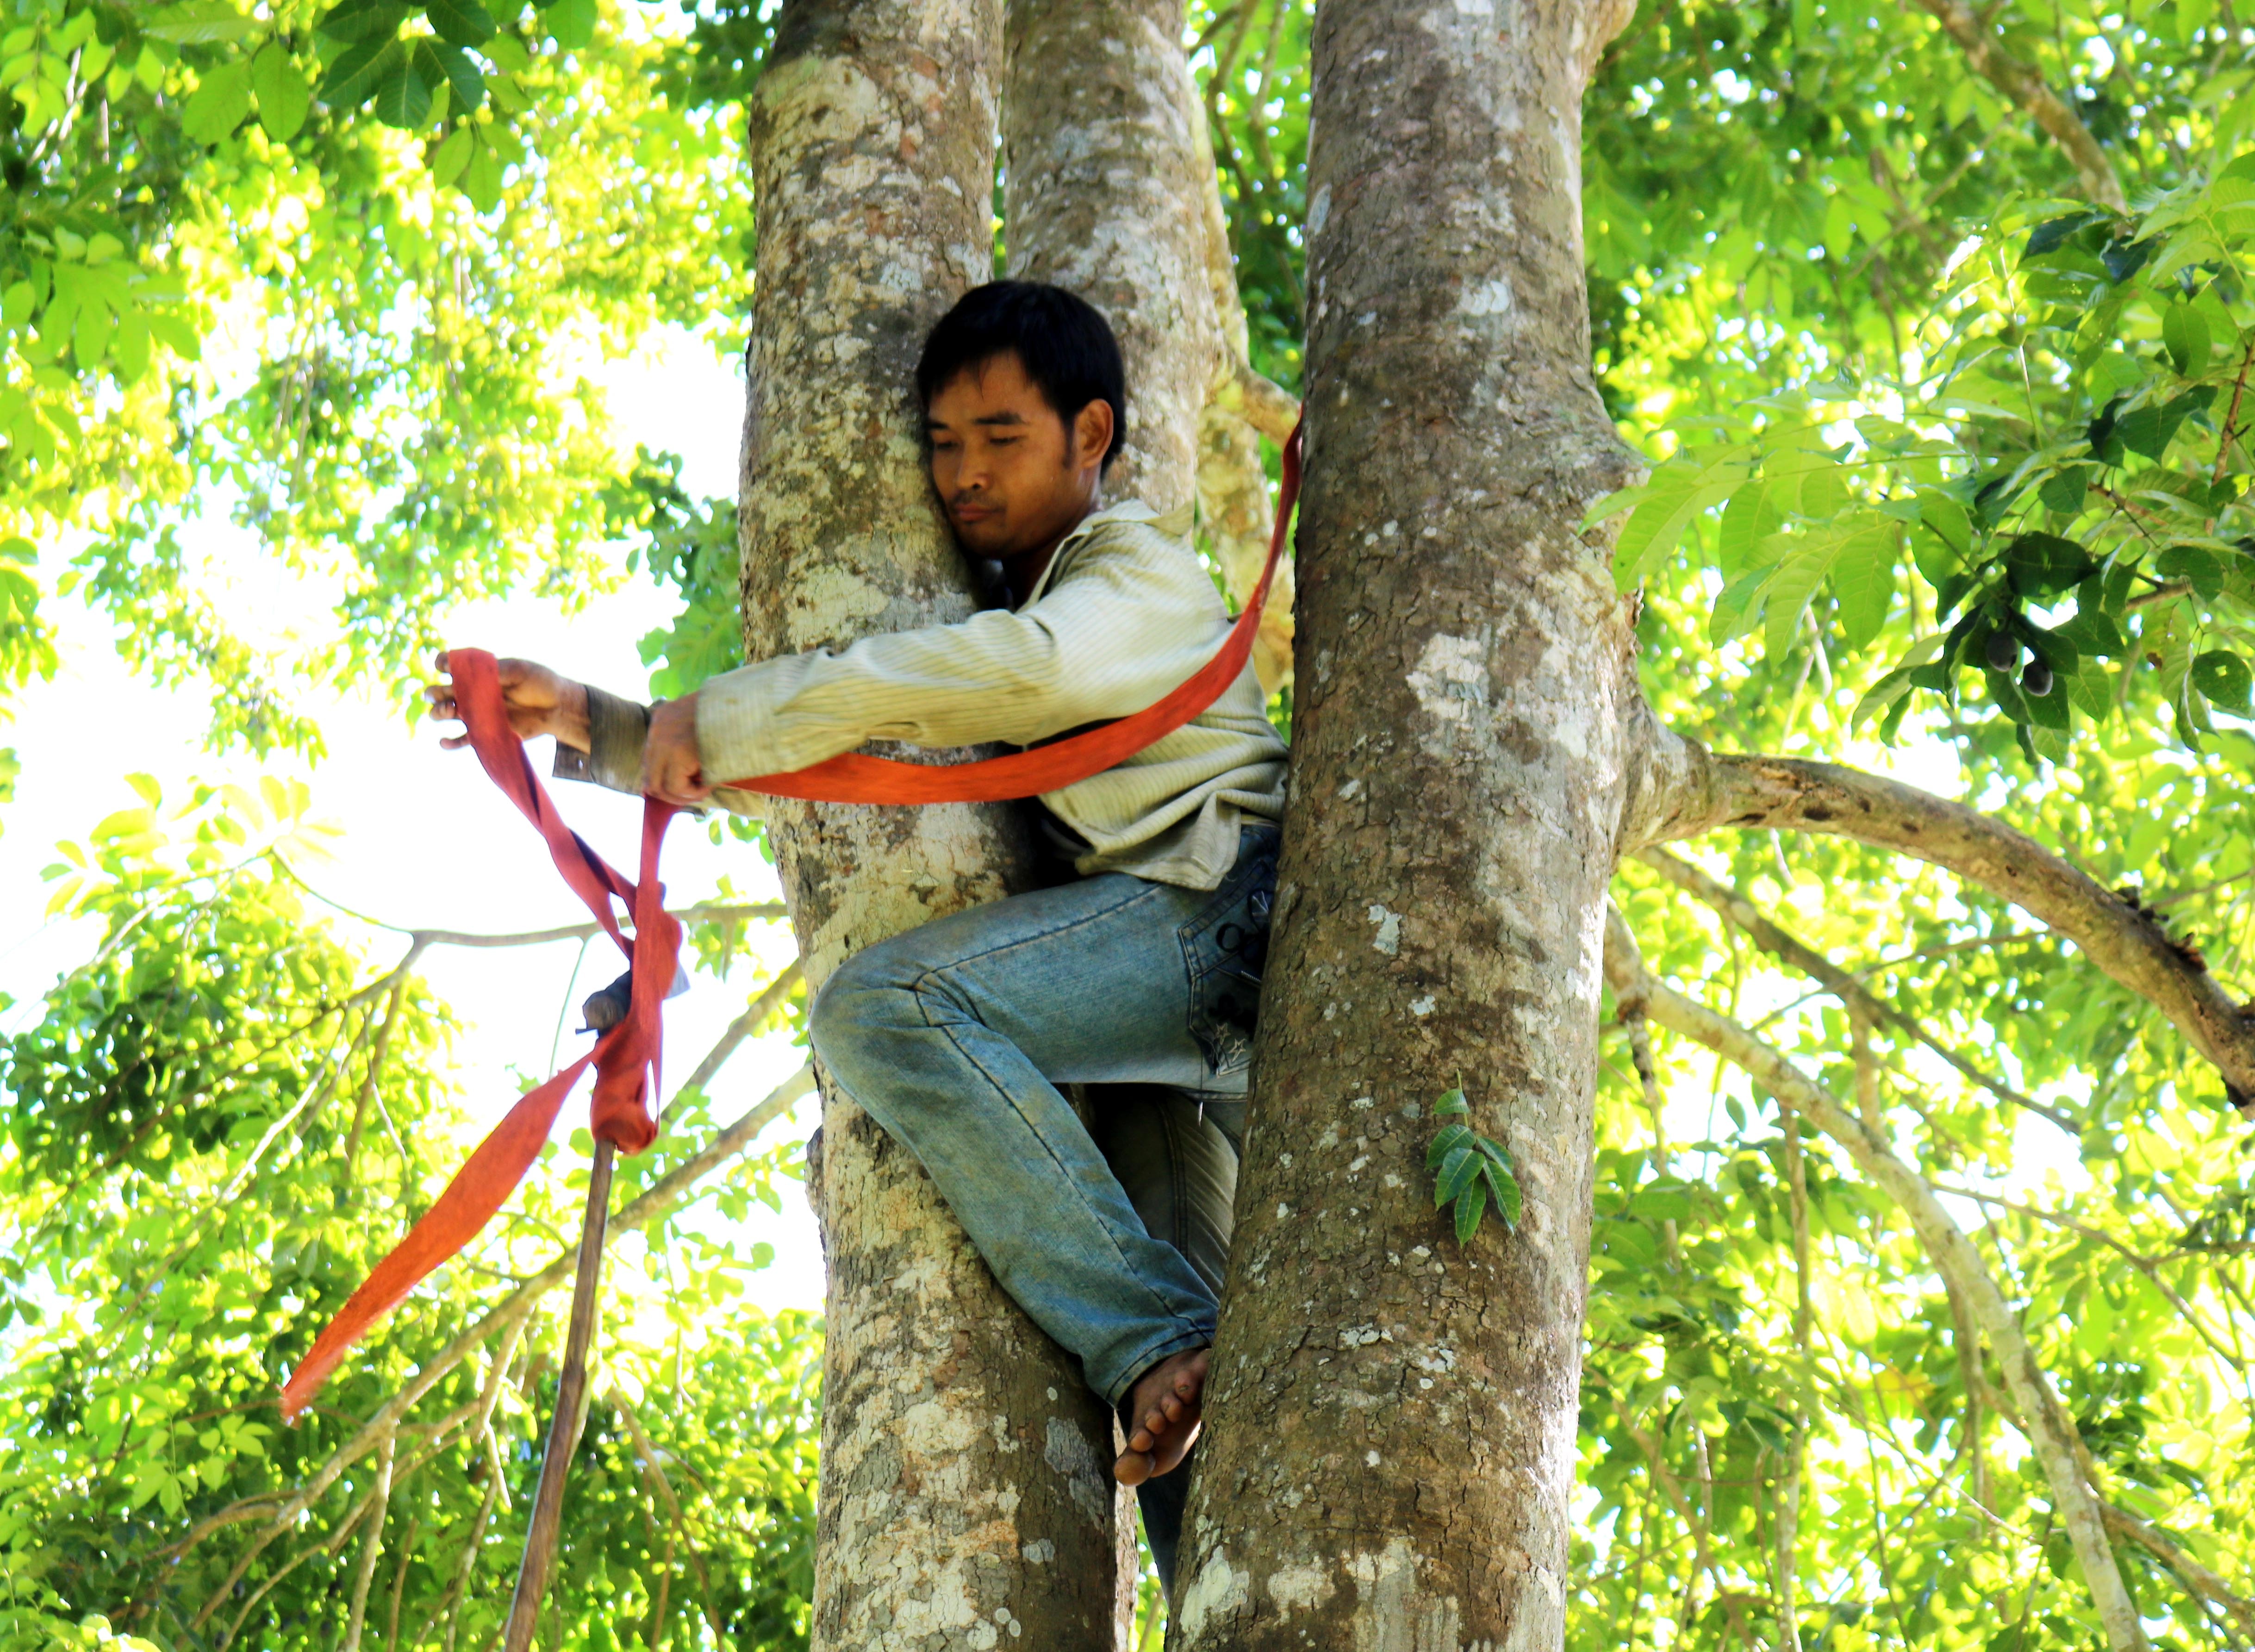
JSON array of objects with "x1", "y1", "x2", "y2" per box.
[
  {"x1": 2022, "y1": 660, "x2": 2055, "y2": 697},
  {"x1": 1985, "y1": 631, "x2": 2020, "y2": 671}
]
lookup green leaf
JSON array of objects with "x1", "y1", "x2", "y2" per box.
[
  {"x1": 251, "y1": 43, "x2": 311, "y2": 139},
  {"x1": 1763, "y1": 536, "x2": 1840, "y2": 660},
  {"x1": 546, "y1": 0, "x2": 596, "y2": 49},
  {"x1": 2038, "y1": 467, "x2": 2088, "y2": 515},
  {"x1": 2192, "y1": 651, "x2": 2254, "y2": 715},
  {"x1": 483, "y1": 31, "x2": 531, "y2": 71},
  {"x1": 112, "y1": 309, "x2": 150, "y2": 383},
  {"x1": 1709, "y1": 562, "x2": 1777, "y2": 646},
  {"x1": 1912, "y1": 489, "x2": 1973, "y2": 585},
  {"x1": 1434, "y1": 1087, "x2": 1469, "y2": 1116},
  {"x1": 1453, "y1": 1177, "x2": 1489, "y2": 1244},
  {"x1": 1426, "y1": 1121, "x2": 1472, "y2": 1170},
  {"x1": 2118, "y1": 387, "x2": 2218, "y2": 459},
  {"x1": 1473, "y1": 1133, "x2": 1510, "y2": 1168},
  {"x1": 430, "y1": 120, "x2": 475, "y2": 185},
  {"x1": 147, "y1": 310, "x2": 201, "y2": 361},
  {"x1": 461, "y1": 127, "x2": 506, "y2": 209},
  {"x1": 2024, "y1": 211, "x2": 2105, "y2": 259},
  {"x1": 321, "y1": 37, "x2": 404, "y2": 107},
  {"x1": 1435, "y1": 1144, "x2": 1481, "y2": 1208},
  {"x1": 181, "y1": 60, "x2": 255, "y2": 143},
  {"x1": 2006, "y1": 533, "x2": 2094, "y2": 599},
  {"x1": 1851, "y1": 634, "x2": 1945, "y2": 729},
  {"x1": 426, "y1": 0, "x2": 498, "y2": 44},
  {"x1": 1830, "y1": 517, "x2": 1896, "y2": 651},
  {"x1": 423, "y1": 41, "x2": 484, "y2": 111},
  {"x1": 2053, "y1": 605, "x2": 2125, "y2": 656},
  {"x1": 72, "y1": 296, "x2": 113, "y2": 369},
  {"x1": 2065, "y1": 656, "x2": 2112, "y2": 722},
  {"x1": 2158, "y1": 543, "x2": 2225, "y2": 602},
  {"x1": 2164, "y1": 303, "x2": 2214, "y2": 378},
  {"x1": 318, "y1": 0, "x2": 410, "y2": 40},
  {"x1": 1481, "y1": 1159, "x2": 1522, "y2": 1229},
  {"x1": 143, "y1": 0, "x2": 259, "y2": 43},
  {"x1": 1611, "y1": 449, "x2": 1751, "y2": 591},
  {"x1": 372, "y1": 51, "x2": 434, "y2": 126}
]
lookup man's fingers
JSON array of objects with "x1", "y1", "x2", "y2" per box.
[{"x1": 439, "y1": 733, "x2": 469, "y2": 751}]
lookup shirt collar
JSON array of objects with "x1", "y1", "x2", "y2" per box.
[{"x1": 1021, "y1": 497, "x2": 1185, "y2": 606}]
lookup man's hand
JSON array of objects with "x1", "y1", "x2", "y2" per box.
[
  {"x1": 642, "y1": 692, "x2": 712, "y2": 806},
  {"x1": 424, "y1": 653, "x2": 592, "y2": 751}
]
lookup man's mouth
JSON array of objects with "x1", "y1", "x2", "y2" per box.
[{"x1": 952, "y1": 499, "x2": 997, "y2": 524}]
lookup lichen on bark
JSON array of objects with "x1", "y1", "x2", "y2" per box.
[{"x1": 740, "y1": 3, "x2": 1128, "y2": 1645}]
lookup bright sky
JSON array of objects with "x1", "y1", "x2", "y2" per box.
[{"x1": 0, "y1": 327, "x2": 830, "y2": 1320}]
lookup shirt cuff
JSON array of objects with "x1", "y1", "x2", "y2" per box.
[{"x1": 551, "y1": 685, "x2": 650, "y2": 795}]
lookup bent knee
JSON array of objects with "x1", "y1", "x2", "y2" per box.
[{"x1": 807, "y1": 948, "x2": 923, "y2": 1074}]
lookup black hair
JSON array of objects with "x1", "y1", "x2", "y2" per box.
[{"x1": 916, "y1": 281, "x2": 1127, "y2": 473}]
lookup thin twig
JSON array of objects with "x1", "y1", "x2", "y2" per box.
[{"x1": 660, "y1": 960, "x2": 806, "y2": 1132}]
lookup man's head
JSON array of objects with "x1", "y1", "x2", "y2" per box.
[{"x1": 917, "y1": 282, "x2": 1125, "y2": 569}]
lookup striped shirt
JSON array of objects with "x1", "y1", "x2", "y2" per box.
[{"x1": 557, "y1": 499, "x2": 1289, "y2": 891}]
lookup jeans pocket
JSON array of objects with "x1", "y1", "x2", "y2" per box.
[{"x1": 1177, "y1": 828, "x2": 1279, "y2": 1078}]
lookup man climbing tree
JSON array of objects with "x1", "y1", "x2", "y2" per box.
[
  {"x1": 425, "y1": 280, "x2": 1287, "y2": 1601},
  {"x1": 12, "y1": 0, "x2": 2255, "y2": 1643}
]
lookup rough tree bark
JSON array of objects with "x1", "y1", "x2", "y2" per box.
[
  {"x1": 740, "y1": 4, "x2": 1127, "y2": 1644},
  {"x1": 1002, "y1": 0, "x2": 1217, "y2": 516},
  {"x1": 1174, "y1": 0, "x2": 1641, "y2": 1643},
  {"x1": 1003, "y1": 0, "x2": 1297, "y2": 691}
]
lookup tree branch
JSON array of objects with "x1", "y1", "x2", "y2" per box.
[
  {"x1": 1910, "y1": 0, "x2": 2126, "y2": 211},
  {"x1": 405, "y1": 902, "x2": 789, "y2": 953},
  {"x1": 1637, "y1": 847, "x2": 2076, "y2": 1130},
  {"x1": 662, "y1": 960, "x2": 804, "y2": 1130},
  {"x1": 1604, "y1": 908, "x2": 2150, "y2": 1652},
  {"x1": 1623, "y1": 745, "x2": 2255, "y2": 1109},
  {"x1": 2102, "y1": 1501, "x2": 2255, "y2": 1639},
  {"x1": 340, "y1": 1434, "x2": 395, "y2": 1652},
  {"x1": 1208, "y1": 350, "x2": 1301, "y2": 448}
]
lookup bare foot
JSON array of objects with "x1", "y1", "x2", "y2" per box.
[{"x1": 1114, "y1": 1347, "x2": 1210, "y2": 1487}]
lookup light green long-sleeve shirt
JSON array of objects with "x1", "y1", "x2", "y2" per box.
[{"x1": 554, "y1": 499, "x2": 1289, "y2": 891}]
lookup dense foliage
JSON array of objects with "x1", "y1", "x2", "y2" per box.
[{"x1": 8, "y1": 0, "x2": 2255, "y2": 1647}]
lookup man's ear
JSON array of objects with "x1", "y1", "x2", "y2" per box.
[{"x1": 1072, "y1": 398, "x2": 1115, "y2": 474}]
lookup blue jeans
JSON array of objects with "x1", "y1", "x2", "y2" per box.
[{"x1": 809, "y1": 824, "x2": 1276, "y2": 1589}]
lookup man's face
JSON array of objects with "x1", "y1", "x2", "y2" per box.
[{"x1": 925, "y1": 351, "x2": 1109, "y2": 563}]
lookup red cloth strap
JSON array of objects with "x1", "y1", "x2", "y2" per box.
[
  {"x1": 281, "y1": 422, "x2": 1299, "y2": 1420},
  {"x1": 280, "y1": 660, "x2": 681, "y2": 1421}
]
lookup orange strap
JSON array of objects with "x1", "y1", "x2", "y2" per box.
[{"x1": 280, "y1": 423, "x2": 1299, "y2": 1421}]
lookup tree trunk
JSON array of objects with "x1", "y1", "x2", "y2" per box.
[
  {"x1": 1173, "y1": 0, "x2": 1640, "y2": 1644},
  {"x1": 741, "y1": 5, "x2": 1127, "y2": 1644},
  {"x1": 1001, "y1": 0, "x2": 1217, "y2": 517},
  {"x1": 997, "y1": 6, "x2": 1220, "y2": 1631}
]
